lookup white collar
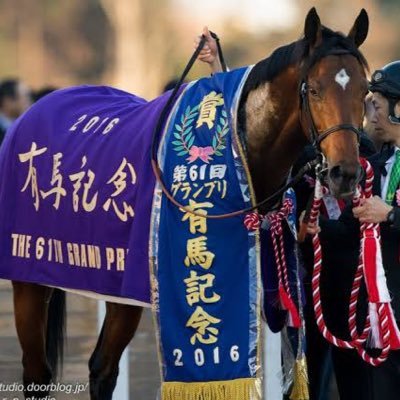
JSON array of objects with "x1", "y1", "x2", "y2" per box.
[{"x1": 385, "y1": 146, "x2": 400, "y2": 165}]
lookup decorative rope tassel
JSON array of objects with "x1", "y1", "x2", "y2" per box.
[
  {"x1": 290, "y1": 356, "x2": 309, "y2": 400},
  {"x1": 279, "y1": 285, "x2": 301, "y2": 328},
  {"x1": 367, "y1": 303, "x2": 382, "y2": 348},
  {"x1": 310, "y1": 159, "x2": 398, "y2": 366},
  {"x1": 267, "y1": 199, "x2": 301, "y2": 328}
]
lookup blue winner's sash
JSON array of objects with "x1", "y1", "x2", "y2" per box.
[{"x1": 150, "y1": 67, "x2": 262, "y2": 400}]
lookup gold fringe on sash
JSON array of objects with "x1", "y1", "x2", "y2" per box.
[
  {"x1": 290, "y1": 357, "x2": 309, "y2": 400},
  {"x1": 161, "y1": 377, "x2": 261, "y2": 400}
]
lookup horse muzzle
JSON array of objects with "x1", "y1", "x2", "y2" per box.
[{"x1": 327, "y1": 162, "x2": 363, "y2": 199}]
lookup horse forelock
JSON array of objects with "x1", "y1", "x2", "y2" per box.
[{"x1": 300, "y1": 26, "x2": 369, "y2": 79}]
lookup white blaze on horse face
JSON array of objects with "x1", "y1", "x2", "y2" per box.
[{"x1": 335, "y1": 68, "x2": 350, "y2": 90}]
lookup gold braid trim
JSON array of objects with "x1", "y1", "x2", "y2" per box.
[
  {"x1": 161, "y1": 377, "x2": 261, "y2": 400},
  {"x1": 290, "y1": 356, "x2": 309, "y2": 400}
]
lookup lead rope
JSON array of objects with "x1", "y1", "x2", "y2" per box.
[{"x1": 309, "y1": 159, "x2": 398, "y2": 366}]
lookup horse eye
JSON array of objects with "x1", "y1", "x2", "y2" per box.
[{"x1": 309, "y1": 87, "x2": 319, "y2": 97}]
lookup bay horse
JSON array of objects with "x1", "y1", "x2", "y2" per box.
[{"x1": 8, "y1": 7, "x2": 369, "y2": 400}]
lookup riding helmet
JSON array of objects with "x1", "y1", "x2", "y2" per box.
[
  {"x1": 369, "y1": 60, "x2": 400, "y2": 99},
  {"x1": 369, "y1": 61, "x2": 400, "y2": 124}
]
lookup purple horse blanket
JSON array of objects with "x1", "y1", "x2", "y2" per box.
[
  {"x1": 0, "y1": 79, "x2": 298, "y2": 334},
  {"x1": 0, "y1": 85, "x2": 174, "y2": 306}
]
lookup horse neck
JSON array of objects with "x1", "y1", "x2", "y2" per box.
[{"x1": 243, "y1": 66, "x2": 307, "y2": 206}]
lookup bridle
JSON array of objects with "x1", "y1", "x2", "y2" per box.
[
  {"x1": 150, "y1": 42, "x2": 364, "y2": 219},
  {"x1": 299, "y1": 48, "x2": 363, "y2": 158},
  {"x1": 300, "y1": 81, "x2": 362, "y2": 147}
]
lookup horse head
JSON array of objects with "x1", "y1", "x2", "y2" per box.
[
  {"x1": 300, "y1": 8, "x2": 369, "y2": 198},
  {"x1": 242, "y1": 8, "x2": 369, "y2": 204}
]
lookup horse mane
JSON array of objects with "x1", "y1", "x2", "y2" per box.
[{"x1": 242, "y1": 26, "x2": 368, "y2": 96}]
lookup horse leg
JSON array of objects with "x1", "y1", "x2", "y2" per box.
[
  {"x1": 89, "y1": 303, "x2": 143, "y2": 400},
  {"x1": 13, "y1": 281, "x2": 53, "y2": 399}
]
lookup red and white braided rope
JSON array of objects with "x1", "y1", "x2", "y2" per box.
[
  {"x1": 268, "y1": 200, "x2": 293, "y2": 298},
  {"x1": 244, "y1": 203, "x2": 301, "y2": 327},
  {"x1": 310, "y1": 159, "x2": 392, "y2": 365},
  {"x1": 346, "y1": 169, "x2": 370, "y2": 345},
  {"x1": 267, "y1": 199, "x2": 301, "y2": 328}
]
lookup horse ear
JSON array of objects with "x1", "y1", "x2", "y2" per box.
[
  {"x1": 304, "y1": 7, "x2": 322, "y2": 49},
  {"x1": 348, "y1": 9, "x2": 369, "y2": 47}
]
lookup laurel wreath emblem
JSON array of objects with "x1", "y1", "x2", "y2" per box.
[{"x1": 171, "y1": 105, "x2": 228, "y2": 163}]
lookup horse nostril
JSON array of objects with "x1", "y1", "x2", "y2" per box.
[
  {"x1": 329, "y1": 165, "x2": 342, "y2": 181},
  {"x1": 329, "y1": 164, "x2": 361, "y2": 187}
]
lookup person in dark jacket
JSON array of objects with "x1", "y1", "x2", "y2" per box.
[
  {"x1": 294, "y1": 133, "x2": 376, "y2": 400},
  {"x1": 0, "y1": 79, "x2": 31, "y2": 144},
  {"x1": 305, "y1": 60, "x2": 400, "y2": 400}
]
